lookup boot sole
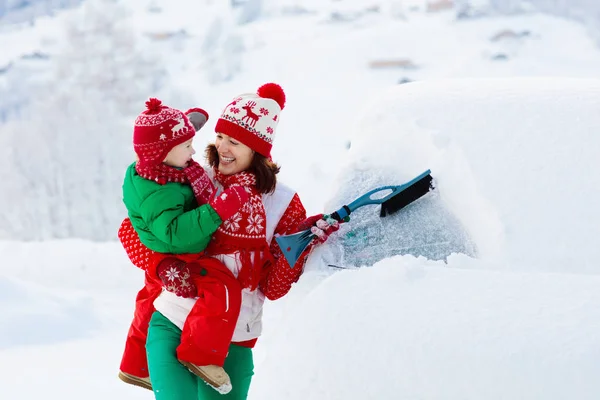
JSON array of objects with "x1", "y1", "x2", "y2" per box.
[
  {"x1": 118, "y1": 371, "x2": 153, "y2": 391},
  {"x1": 179, "y1": 361, "x2": 232, "y2": 394}
]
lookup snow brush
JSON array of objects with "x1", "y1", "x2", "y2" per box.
[{"x1": 276, "y1": 169, "x2": 434, "y2": 268}]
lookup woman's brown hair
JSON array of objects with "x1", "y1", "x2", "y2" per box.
[{"x1": 205, "y1": 144, "x2": 280, "y2": 194}]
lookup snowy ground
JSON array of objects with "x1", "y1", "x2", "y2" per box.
[
  {"x1": 3, "y1": 243, "x2": 599, "y2": 399},
  {"x1": 256, "y1": 259, "x2": 600, "y2": 399},
  {"x1": 0, "y1": 241, "x2": 148, "y2": 399},
  {"x1": 2, "y1": 2, "x2": 600, "y2": 399}
]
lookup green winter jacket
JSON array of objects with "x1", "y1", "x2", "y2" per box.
[{"x1": 122, "y1": 163, "x2": 221, "y2": 254}]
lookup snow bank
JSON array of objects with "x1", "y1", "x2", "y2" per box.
[
  {"x1": 0, "y1": 240, "x2": 140, "y2": 291},
  {"x1": 0, "y1": 239, "x2": 150, "y2": 398},
  {"x1": 254, "y1": 256, "x2": 600, "y2": 399},
  {"x1": 0, "y1": 276, "x2": 99, "y2": 348}
]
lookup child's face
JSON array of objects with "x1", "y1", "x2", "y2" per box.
[
  {"x1": 214, "y1": 132, "x2": 254, "y2": 176},
  {"x1": 163, "y1": 139, "x2": 195, "y2": 168}
]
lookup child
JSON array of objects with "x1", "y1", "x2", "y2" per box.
[{"x1": 118, "y1": 98, "x2": 248, "y2": 394}]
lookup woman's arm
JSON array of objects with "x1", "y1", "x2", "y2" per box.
[
  {"x1": 260, "y1": 193, "x2": 311, "y2": 300},
  {"x1": 118, "y1": 217, "x2": 165, "y2": 274}
]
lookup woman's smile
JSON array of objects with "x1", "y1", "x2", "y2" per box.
[{"x1": 219, "y1": 155, "x2": 235, "y2": 164}]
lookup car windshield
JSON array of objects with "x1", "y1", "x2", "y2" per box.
[{"x1": 324, "y1": 167, "x2": 477, "y2": 268}]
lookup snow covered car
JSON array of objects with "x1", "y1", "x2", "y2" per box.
[
  {"x1": 315, "y1": 166, "x2": 477, "y2": 269},
  {"x1": 308, "y1": 77, "x2": 600, "y2": 274}
]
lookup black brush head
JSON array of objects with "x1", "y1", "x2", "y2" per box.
[{"x1": 380, "y1": 174, "x2": 434, "y2": 217}]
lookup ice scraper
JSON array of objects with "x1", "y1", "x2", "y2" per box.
[{"x1": 276, "y1": 169, "x2": 434, "y2": 267}]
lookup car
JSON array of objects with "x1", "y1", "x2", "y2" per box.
[{"x1": 307, "y1": 77, "x2": 600, "y2": 274}]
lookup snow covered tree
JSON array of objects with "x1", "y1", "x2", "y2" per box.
[
  {"x1": 0, "y1": 0, "x2": 163, "y2": 241},
  {"x1": 0, "y1": 0, "x2": 83, "y2": 25},
  {"x1": 456, "y1": 0, "x2": 600, "y2": 42},
  {"x1": 233, "y1": 0, "x2": 263, "y2": 24},
  {"x1": 55, "y1": 0, "x2": 161, "y2": 115},
  {"x1": 200, "y1": 1, "x2": 245, "y2": 84},
  {"x1": 526, "y1": 0, "x2": 600, "y2": 42}
]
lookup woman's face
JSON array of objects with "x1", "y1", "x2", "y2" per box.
[{"x1": 215, "y1": 133, "x2": 254, "y2": 175}]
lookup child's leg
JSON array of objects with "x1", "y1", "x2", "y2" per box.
[
  {"x1": 196, "y1": 344, "x2": 254, "y2": 400},
  {"x1": 146, "y1": 311, "x2": 199, "y2": 400},
  {"x1": 120, "y1": 272, "x2": 163, "y2": 378},
  {"x1": 176, "y1": 261, "x2": 242, "y2": 367}
]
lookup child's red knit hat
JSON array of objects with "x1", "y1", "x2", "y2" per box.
[{"x1": 133, "y1": 98, "x2": 208, "y2": 167}]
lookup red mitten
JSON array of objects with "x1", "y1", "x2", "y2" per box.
[
  {"x1": 209, "y1": 185, "x2": 249, "y2": 221},
  {"x1": 118, "y1": 218, "x2": 157, "y2": 271},
  {"x1": 156, "y1": 258, "x2": 199, "y2": 298},
  {"x1": 311, "y1": 216, "x2": 341, "y2": 243},
  {"x1": 295, "y1": 214, "x2": 324, "y2": 232},
  {"x1": 296, "y1": 214, "x2": 343, "y2": 243}
]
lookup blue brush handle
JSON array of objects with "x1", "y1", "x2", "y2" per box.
[{"x1": 329, "y1": 169, "x2": 431, "y2": 221}]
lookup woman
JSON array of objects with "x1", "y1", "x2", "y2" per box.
[{"x1": 120, "y1": 83, "x2": 341, "y2": 400}]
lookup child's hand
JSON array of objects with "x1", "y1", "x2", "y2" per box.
[
  {"x1": 210, "y1": 186, "x2": 250, "y2": 221},
  {"x1": 156, "y1": 257, "x2": 198, "y2": 298}
]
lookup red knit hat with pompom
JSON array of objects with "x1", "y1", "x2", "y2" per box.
[
  {"x1": 215, "y1": 83, "x2": 286, "y2": 158},
  {"x1": 133, "y1": 98, "x2": 197, "y2": 167}
]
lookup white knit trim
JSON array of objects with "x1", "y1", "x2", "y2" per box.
[{"x1": 262, "y1": 182, "x2": 295, "y2": 243}]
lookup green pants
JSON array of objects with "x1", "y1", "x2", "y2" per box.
[{"x1": 146, "y1": 311, "x2": 254, "y2": 400}]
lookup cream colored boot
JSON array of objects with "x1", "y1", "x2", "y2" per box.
[
  {"x1": 118, "y1": 371, "x2": 152, "y2": 391},
  {"x1": 179, "y1": 361, "x2": 232, "y2": 394}
]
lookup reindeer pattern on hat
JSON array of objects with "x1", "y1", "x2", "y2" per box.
[
  {"x1": 242, "y1": 101, "x2": 261, "y2": 127},
  {"x1": 214, "y1": 83, "x2": 286, "y2": 158},
  {"x1": 170, "y1": 116, "x2": 188, "y2": 138},
  {"x1": 220, "y1": 96, "x2": 279, "y2": 146}
]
